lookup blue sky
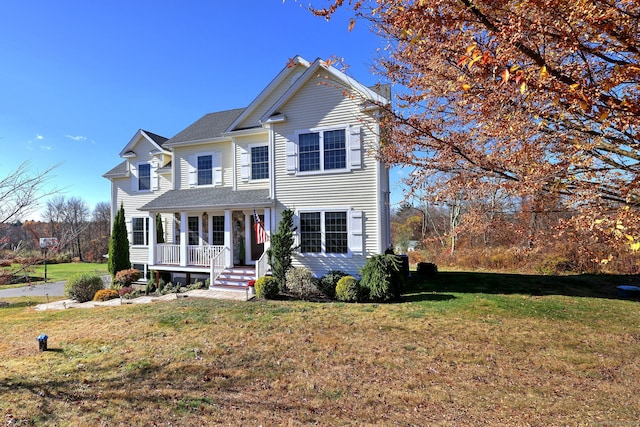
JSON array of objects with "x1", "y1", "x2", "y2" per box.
[{"x1": 0, "y1": 0, "x2": 406, "y2": 220}]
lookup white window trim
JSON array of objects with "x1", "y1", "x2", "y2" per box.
[
  {"x1": 295, "y1": 207, "x2": 363, "y2": 258},
  {"x1": 242, "y1": 143, "x2": 270, "y2": 182},
  {"x1": 288, "y1": 124, "x2": 362, "y2": 176},
  {"x1": 188, "y1": 151, "x2": 222, "y2": 188},
  {"x1": 131, "y1": 216, "x2": 150, "y2": 247},
  {"x1": 132, "y1": 161, "x2": 158, "y2": 193}
]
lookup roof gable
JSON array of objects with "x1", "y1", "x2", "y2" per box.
[
  {"x1": 118, "y1": 129, "x2": 169, "y2": 157},
  {"x1": 226, "y1": 56, "x2": 311, "y2": 132},
  {"x1": 260, "y1": 58, "x2": 390, "y2": 123}
]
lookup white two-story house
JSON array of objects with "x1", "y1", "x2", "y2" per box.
[{"x1": 103, "y1": 56, "x2": 391, "y2": 288}]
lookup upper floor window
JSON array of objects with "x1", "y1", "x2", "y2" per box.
[
  {"x1": 240, "y1": 144, "x2": 269, "y2": 182},
  {"x1": 286, "y1": 125, "x2": 361, "y2": 175},
  {"x1": 188, "y1": 152, "x2": 222, "y2": 187},
  {"x1": 197, "y1": 155, "x2": 213, "y2": 186},
  {"x1": 138, "y1": 163, "x2": 151, "y2": 191},
  {"x1": 298, "y1": 129, "x2": 345, "y2": 172},
  {"x1": 251, "y1": 145, "x2": 269, "y2": 180}
]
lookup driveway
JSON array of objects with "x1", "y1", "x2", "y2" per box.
[
  {"x1": 0, "y1": 276, "x2": 111, "y2": 299},
  {"x1": 0, "y1": 281, "x2": 66, "y2": 298}
]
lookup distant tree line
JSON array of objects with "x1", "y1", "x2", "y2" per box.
[{"x1": 1, "y1": 196, "x2": 111, "y2": 263}]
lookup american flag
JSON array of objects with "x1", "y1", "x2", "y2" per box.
[{"x1": 254, "y1": 210, "x2": 268, "y2": 244}]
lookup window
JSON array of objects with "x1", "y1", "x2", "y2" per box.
[
  {"x1": 292, "y1": 127, "x2": 351, "y2": 174},
  {"x1": 299, "y1": 133, "x2": 321, "y2": 172},
  {"x1": 197, "y1": 155, "x2": 212, "y2": 186},
  {"x1": 325, "y1": 212, "x2": 348, "y2": 253},
  {"x1": 132, "y1": 217, "x2": 150, "y2": 246},
  {"x1": 323, "y1": 130, "x2": 347, "y2": 170},
  {"x1": 138, "y1": 164, "x2": 151, "y2": 191},
  {"x1": 300, "y1": 212, "x2": 321, "y2": 253},
  {"x1": 211, "y1": 215, "x2": 224, "y2": 245},
  {"x1": 251, "y1": 145, "x2": 269, "y2": 180},
  {"x1": 300, "y1": 211, "x2": 348, "y2": 254},
  {"x1": 189, "y1": 152, "x2": 221, "y2": 187},
  {"x1": 188, "y1": 216, "x2": 199, "y2": 245}
]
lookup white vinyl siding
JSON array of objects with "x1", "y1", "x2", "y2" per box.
[{"x1": 270, "y1": 74, "x2": 383, "y2": 276}]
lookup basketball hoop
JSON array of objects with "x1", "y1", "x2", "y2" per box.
[{"x1": 39, "y1": 238, "x2": 58, "y2": 283}]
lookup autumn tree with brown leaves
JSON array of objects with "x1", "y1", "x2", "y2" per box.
[{"x1": 307, "y1": 0, "x2": 640, "y2": 257}]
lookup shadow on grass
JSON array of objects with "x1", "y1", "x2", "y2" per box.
[
  {"x1": 403, "y1": 271, "x2": 640, "y2": 300},
  {"x1": 402, "y1": 292, "x2": 457, "y2": 303}
]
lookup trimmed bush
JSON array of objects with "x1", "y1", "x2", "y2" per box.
[
  {"x1": 65, "y1": 273, "x2": 104, "y2": 303},
  {"x1": 255, "y1": 276, "x2": 279, "y2": 299},
  {"x1": 416, "y1": 262, "x2": 438, "y2": 277},
  {"x1": 335, "y1": 276, "x2": 360, "y2": 302},
  {"x1": 318, "y1": 270, "x2": 348, "y2": 299},
  {"x1": 93, "y1": 289, "x2": 119, "y2": 302},
  {"x1": 285, "y1": 267, "x2": 318, "y2": 300},
  {"x1": 359, "y1": 254, "x2": 404, "y2": 302},
  {"x1": 113, "y1": 268, "x2": 141, "y2": 289},
  {"x1": 118, "y1": 286, "x2": 135, "y2": 296}
]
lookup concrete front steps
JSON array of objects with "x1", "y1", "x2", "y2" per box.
[{"x1": 211, "y1": 266, "x2": 255, "y2": 293}]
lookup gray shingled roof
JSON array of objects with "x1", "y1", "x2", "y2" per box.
[
  {"x1": 165, "y1": 108, "x2": 246, "y2": 145},
  {"x1": 142, "y1": 130, "x2": 169, "y2": 147},
  {"x1": 141, "y1": 187, "x2": 272, "y2": 211},
  {"x1": 103, "y1": 160, "x2": 128, "y2": 178}
]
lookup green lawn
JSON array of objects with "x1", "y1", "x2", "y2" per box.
[
  {"x1": 2, "y1": 262, "x2": 109, "y2": 288},
  {"x1": 1, "y1": 271, "x2": 638, "y2": 425}
]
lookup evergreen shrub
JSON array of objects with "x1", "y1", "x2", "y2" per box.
[
  {"x1": 93, "y1": 289, "x2": 119, "y2": 302},
  {"x1": 285, "y1": 267, "x2": 318, "y2": 300},
  {"x1": 335, "y1": 276, "x2": 360, "y2": 302},
  {"x1": 255, "y1": 276, "x2": 279, "y2": 299},
  {"x1": 318, "y1": 270, "x2": 348, "y2": 299},
  {"x1": 65, "y1": 273, "x2": 104, "y2": 302},
  {"x1": 359, "y1": 254, "x2": 404, "y2": 302}
]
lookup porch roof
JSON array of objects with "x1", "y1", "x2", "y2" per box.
[{"x1": 140, "y1": 187, "x2": 272, "y2": 212}]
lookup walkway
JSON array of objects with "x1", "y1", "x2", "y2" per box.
[{"x1": 0, "y1": 282, "x2": 254, "y2": 311}]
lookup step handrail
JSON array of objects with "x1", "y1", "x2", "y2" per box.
[
  {"x1": 255, "y1": 250, "x2": 270, "y2": 280},
  {"x1": 209, "y1": 248, "x2": 228, "y2": 287}
]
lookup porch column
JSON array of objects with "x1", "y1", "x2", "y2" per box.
[
  {"x1": 180, "y1": 211, "x2": 188, "y2": 267},
  {"x1": 224, "y1": 209, "x2": 232, "y2": 267},
  {"x1": 148, "y1": 212, "x2": 156, "y2": 266}
]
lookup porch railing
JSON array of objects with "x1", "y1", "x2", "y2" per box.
[
  {"x1": 156, "y1": 244, "x2": 180, "y2": 265},
  {"x1": 155, "y1": 244, "x2": 225, "y2": 267},
  {"x1": 189, "y1": 245, "x2": 224, "y2": 266}
]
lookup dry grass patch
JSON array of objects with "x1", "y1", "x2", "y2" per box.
[{"x1": 0, "y1": 290, "x2": 639, "y2": 425}]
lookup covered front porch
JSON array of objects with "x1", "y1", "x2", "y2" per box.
[{"x1": 140, "y1": 187, "x2": 273, "y2": 283}]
